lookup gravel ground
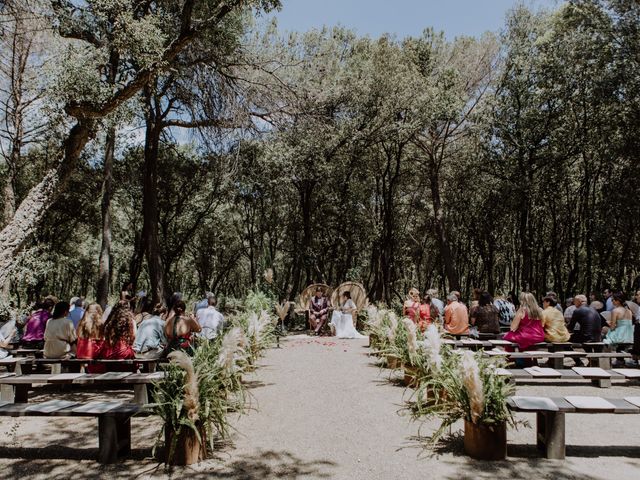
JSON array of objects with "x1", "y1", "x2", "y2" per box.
[{"x1": 1, "y1": 335, "x2": 640, "y2": 479}]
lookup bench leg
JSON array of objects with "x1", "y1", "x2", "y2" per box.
[
  {"x1": 133, "y1": 384, "x2": 148, "y2": 405},
  {"x1": 537, "y1": 411, "x2": 565, "y2": 459},
  {"x1": 588, "y1": 357, "x2": 611, "y2": 369},
  {"x1": 548, "y1": 357, "x2": 564, "y2": 369},
  {"x1": 98, "y1": 415, "x2": 131, "y2": 463},
  {"x1": 591, "y1": 378, "x2": 612, "y2": 388},
  {"x1": 51, "y1": 363, "x2": 62, "y2": 375},
  {"x1": 0, "y1": 384, "x2": 14, "y2": 402}
]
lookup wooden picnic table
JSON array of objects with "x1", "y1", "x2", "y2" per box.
[
  {"x1": 0, "y1": 372, "x2": 164, "y2": 404},
  {"x1": 498, "y1": 366, "x2": 640, "y2": 388},
  {"x1": 507, "y1": 395, "x2": 640, "y2": 459},
  {"x1": 0, "y1": 399, "x2": 151, "y2": 463}
]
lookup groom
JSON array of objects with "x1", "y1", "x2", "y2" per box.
[{"x1": 309, "y1": 288, "x2": 330, "y2": 336}]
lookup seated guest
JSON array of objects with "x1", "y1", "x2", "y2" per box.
[
  {"x1": 444, "y1": 293, "x2": 469, "y2": 335},
  {"x1": 44, "y1": 302, "x2": 77, "y2": 359},
  {"x1": 21, "y1": 297, "x2": 55, "y2": 350},
  {"x1": 194, "y1": 292, "x2": 214, "y2": 314},
  {"x1": 427, "y1": 289, "x2": 445, "y2": 316},
  {"x1": 309, "y1": 287, "x2": 330, "y2": 336},
  {"x1": 417, "y1": 295, "x2": 439, "y2": 332},
  {"x1": 568, "y1": 294, "x2": 602, "y2": 344},
  {"x1": 545, "y1": 291, "x2": 564, "y2": 313},
  {"x1": 469, "y1": 291, "x2": 500, "y2": 335},
  {"x1": 541, "y1": 296, "x2": 570, "y2": 342},
  {"x1": 134, "y1": 299, "x2": 166, "y2": 358},
  {"x1": 504, "y1": 292, "x2": 545, "y2": 350},
  {"x1": 68, "y1": 297, "x2": 86, "y2": 329},
  {"x1": 403, "y1": 288, "x2": 420, "y2": 323},
  {"x1": 604, "y1": 292, "x2": 634, "y2": 345},
  {"x1": 563, "y1": 297, "x2": 576, "y2": 324},
  {"x1": 76, "y1": 303, "x2": 105, "y2": 359},
  {"x1": 96, "y1": 304, "x2": 136, "y2": 368},
  {"x1": 196, "y1": 294, "x2": 224, "y2": 340},
  {"x1": 494, "y1": 293, "x2": 515, "y2": 327},
  {"x1": 0, "y1": 323, "x2": 16, "y2": 359},
  {"x1": 165, "y1": 300, "x2": 201, "y2": 354}
]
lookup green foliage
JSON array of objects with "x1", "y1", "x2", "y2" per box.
[{"x1": 409, "y1": 348, "x2": 516, "y2": 444}]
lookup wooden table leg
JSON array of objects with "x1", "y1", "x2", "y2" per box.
[
  {"x1": 592, "y1": 378, "x2": 612, "y2": 388},
  {"x1": 548, "y1": 357, "x2": 564, "y2": 369},
  {"x1": 98, "y1": 415, "x2": 132, "y2": 463},
  {"x1": 0, "y1": 384, "x2": 14, "y2": 402},
  {"x1": 537, "y1": 411, "x2": 565, "y2": 459},
  {"x1": 133, "y1": 384, "x2": 148, "y2": 405},
  {"x1": 13, "y1": 383, "x2": 31, "y2": 403}
]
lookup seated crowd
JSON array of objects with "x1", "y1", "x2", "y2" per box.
[
  {"x1": 3, "y1": 287, "x2": 225, "y2": 365},
  {"x1": 401, "y1": 286, "x2": 640, "y2": 361}
]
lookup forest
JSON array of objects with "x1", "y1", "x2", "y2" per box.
[{"x1": 1, "y1": 0, "x2": 639, "y2": 310}]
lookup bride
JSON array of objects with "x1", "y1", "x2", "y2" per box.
[{"x1": 330, "y1": 291, "x2": 367, "y2": 339}]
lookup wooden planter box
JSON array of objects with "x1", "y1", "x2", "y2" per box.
[
  {"x1": 385, "y1": 354, "x2": 401, "y2": 369},
  {"x1": 165, "y1": 426, "x2": 205, "y2": 465},
  {"x1": 463, "y1": 419, "x2": 507, "y2": 460},
  {"x1": 402, "y1": 364, "x2": 419, "y2": 388}
]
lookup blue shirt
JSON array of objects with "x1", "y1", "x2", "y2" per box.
[
  {"x1": 134, "y1": 315, "x2": 166, "y2": 353},
  {"x1": 605, "y1": 297, "x2": 614, "y2": 312},
  {"x1": 194, "y1": 299, "x2": 208, "y2": 313},
  {"x1": 69, "y1": 308, "x2": 85, "y2": 329}
]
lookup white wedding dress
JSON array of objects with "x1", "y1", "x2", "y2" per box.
[{"x1": 330, "y1": 300, "x2": 367, "y2": 339}]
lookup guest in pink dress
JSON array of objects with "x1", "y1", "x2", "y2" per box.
[
  {"x1": 504, "y1": 292, "x2": 545, "y2": 351},
  {"x1": 403, "y1": 288, "x2": 420, "y2": 323}
]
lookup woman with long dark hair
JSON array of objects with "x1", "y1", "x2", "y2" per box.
[{"x1": 96, "y1": 303, "x2": 136, "y2": 365}]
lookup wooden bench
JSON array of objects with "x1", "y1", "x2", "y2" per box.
[
  {"x1": 0, "y1": 372, "x2": 164, "y2": 404},
  {"x1": 16, "y1": 358, "x2": 160, "y2": 375},
  {"x1": 507, "y1": 395, "x2": 640, "y2": 459},
  {"x1": 498, "y1": 367, "x2": 640, "y2": 388},
  {"x1": 0, "y1": 399, "x2": 150, "y2": 463}
]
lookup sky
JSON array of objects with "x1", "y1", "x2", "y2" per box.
[{"x1": 270, "y1": 0, "x2": 562, "y2": 39}]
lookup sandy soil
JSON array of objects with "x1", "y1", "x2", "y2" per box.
[{"x1": 1, "y1": 335, "x2": 639, "y2": 479}]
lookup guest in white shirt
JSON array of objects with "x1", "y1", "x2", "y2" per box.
[{"x1": 196, "y1": 295, "x2": 224, "y2": 340}]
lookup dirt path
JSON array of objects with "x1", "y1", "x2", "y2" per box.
[{"x1": 1, "y1": 335, "x2": 640, "y2": 479}]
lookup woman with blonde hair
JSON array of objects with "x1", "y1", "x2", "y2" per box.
[
  {"x1": 503, "y1": 292, "x2": 545, "y2": 351},
  {"x1": 76, "y1": 303, "x2": 105, "y2": 359},
  {"x1": 403, "y1": 288, "x2": 420, "y2": 323}
]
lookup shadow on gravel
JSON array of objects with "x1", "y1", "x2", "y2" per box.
[
  {"x1": 204, "y1": 449, "x2": 337, "y2": 479},
  {"x1": 509, "y1": 443, "x2": 640, "y2": 458}
]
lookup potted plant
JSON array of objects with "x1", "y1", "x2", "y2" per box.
[
  {"x1": 410, "y1": 347, "x2": 516, "y2": 460},
  {"x1": 152, "y1": 329, "x2": 247, "y2": 465}
]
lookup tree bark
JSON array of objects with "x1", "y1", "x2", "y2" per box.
[
  {"x1": 96, "y1": 126, "x2": 116, "y2": 307},
  {"x1": 142, "y1": 89, "x2": 165, "y2": 304},
  {"x1": 0, "y1": 121, "x2": 93, "y2": 287},
  {"x1": 429, "y1": 170, "x2": 459, "y2": 291}
]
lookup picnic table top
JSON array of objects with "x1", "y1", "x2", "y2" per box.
[
  {"x1": 507, "y1": 396, "x2": 640, "y2": 414},
  {"x1": 0, "y1": 400, "x2": 150, "y2": 417},
  {"x1": 502, "y1": 368, "x2": 639, "y2": 381},
  {"x1": 0, "y1": 372, "x2": 164, "y2": 385}
]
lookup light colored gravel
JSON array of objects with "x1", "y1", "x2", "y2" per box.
[{"x1": 1, "y1": 335, "x2": 640, "y2": 479}]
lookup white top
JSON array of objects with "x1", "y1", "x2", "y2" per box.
[
  {"x1": 341, "y1": 299, "x2": 356, "y2": 313},
  {"x1": 197, "y1": 306, "x2": 224, "y2": 340}
]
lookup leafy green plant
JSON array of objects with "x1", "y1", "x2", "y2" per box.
[
  {"x1": 151, "y1": 332, "x2": 248, "y2": 462},
  {"x1": 409, "y1": 347, "x2": 516, "y2": 444},
  {"x1": 244, "y1": 290, "x2": 274, "y2": 314}
]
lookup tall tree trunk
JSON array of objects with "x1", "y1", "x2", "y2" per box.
[
  {"x1": 96, "y1": 127, "x2": 116, "y2": 307},
  {"x1": 0, "y1": 121, "x2": 92, "y2": 287},
  {"x1": 429, "y1": 170, "x2": 459, "y2": 291},
  {"x1": 142, "y1": 96, "x2": 165, "y2": 304}
]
